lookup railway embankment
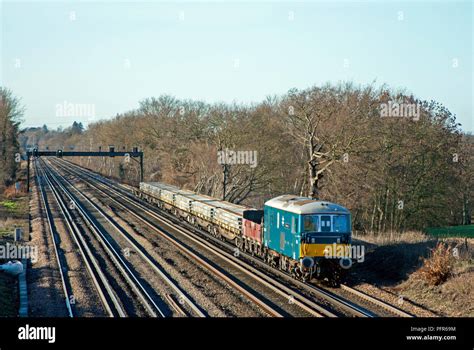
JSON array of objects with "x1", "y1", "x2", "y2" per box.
[
  {"x1": 0, "y1": 163, "x2": 29, "y2": 316},
  {"x1": 349, "y1": 232, "x2": 473, "y2": 317}
]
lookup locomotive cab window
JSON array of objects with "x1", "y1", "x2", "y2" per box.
[
  {"x1": 303, "y1": 215, "x2": 319, "y2": 232},
  {"x1": 320, "y1": 215, "x2": 331, "y2": 232},
  {"x1": 332, "y1": 215, "x2": 349, "y2": 233}
]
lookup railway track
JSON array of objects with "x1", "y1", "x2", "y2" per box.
[
  {"x1": 37, "y1": 158, "x2": 170, "y2": 317},
  {"x1": 48, "y1": 158, "x2": 335, "y2": 317},
  {"x1": 35, "y1": 160, "x2": 121, "y2": 317},
  {"x1": 339, "y1": 284, "x2": 414, "y2": 317},
  {"x1": 35, "y1": 162, "x2": 74, "y2": 317},
  {"x1": 45, "y1": 161, "x2": 206, "y2": 317},
  {"x1": 47, "y1": 158, "x2": 412, "y2": 317}
]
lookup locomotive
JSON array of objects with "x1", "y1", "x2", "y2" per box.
[{"x1": 136, "y1": 182, "x2": 352, "y2": 285}]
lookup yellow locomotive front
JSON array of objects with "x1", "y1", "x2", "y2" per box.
[{"x1": 299, "y1": 208, "x2": 353, "y2": 284}]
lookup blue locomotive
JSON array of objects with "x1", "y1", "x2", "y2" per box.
[
  {"x1": 137, "y1": 183, "x2": 352, "y2": 284},
  {"x1": 263, "y1": 195, "x2": 352, "y2": 283}
]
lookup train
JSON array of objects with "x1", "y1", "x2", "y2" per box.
[{"x1": 135, "y1": 182, "x2": 353, "y2": 285}]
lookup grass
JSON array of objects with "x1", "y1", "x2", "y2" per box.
[
  {"x1": 0, "y1": 230, "x2": 13, "y2": 239},
  {"x1": 0, "y1": 184, "x2": 28, "y2": 317},
  {"x1": 353, "y1": 230, "x2": 429, "y2": 245},
  {"x1": 352, "y1": 231, "x2": 474, "y2": 316},
  {"x1": 0, "y1": 197, "x2": 28, "y2": 217},
  {"x1": 424, "y1": 225, "x2": 474, "y2": 238},
  {"x1": 0, "y1": 200, "x2": 18, "y2": 212},
  {"x1": 0, "y1": 196, "x2": 29, "y2": 239},
  {"x1": 351, "y1": 234, "x2": 436, "y2": 285},
  {"x1": 0, "y1": 217, "x2": 26, "y2": 239}
]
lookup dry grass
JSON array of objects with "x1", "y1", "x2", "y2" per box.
[
  {"x1": 3, "y1": 184, "x2": 26, "y2": 200},
  {"x1": 353, "y1": 230, "x2": 429, "y2": 245},
  {"x1": 0, "y1": 194, "x2": 29, "y2": 239},
  {"x1": 351, "y1": 232, "x2": 474, "y2": 316},
  {"x1": 0, "y1": 165, "x2": 27, "y2": 316},
  {"x1": 350, "y1": 234, "x2": 436, "y2": 285},
  {"x1": 0, "y1": 217, "x2": 19, "y2": 230},
  {"x1": 417, "y1": 242, "x2": 455, "y2": 286},
  {"x1": 397, "y1": 269, "x2": 474, "y2": 317}
]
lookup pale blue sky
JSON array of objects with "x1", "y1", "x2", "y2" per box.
[{"x1": 1, "y1": 0, "x2": 472, "y2": 131}]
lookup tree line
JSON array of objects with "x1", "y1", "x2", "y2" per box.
[
  {"x1": 26, "y1": 82, "x2": 473, "y2": 233},
  {"x1": 0, "y1": 88, "x2": 23, "y2": 189}
]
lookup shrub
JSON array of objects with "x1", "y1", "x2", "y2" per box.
[
  {"x1": 3, "y1": 184, "x2": 25, "y2": 199},
  {"x1": 418, "y1": 242, "x2": 454, "y2": 286}
]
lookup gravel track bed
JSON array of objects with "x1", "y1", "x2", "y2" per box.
[
  {"x1": 51, "y1": 176, "x2": 150, "y2": 317},
  {"x1": 28, "y1": 166, "x2": 69, "y2": 317},
  {"x1": 349, "y1": 283, "x2": 438, "y2": 317},
  {"x1": 44, "y1": 181, "x2": 108, "y2": 317},
  {"x1": 69, "y1": 184, "x2": 182, "y2": 317}
]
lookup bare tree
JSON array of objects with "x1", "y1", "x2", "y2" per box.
[
  {"x1": 282, "y1": 83, "x2": 374, "y2": 199},
  {"x1": 0, "y1": 88, "x2": 24, "y2": 187}
]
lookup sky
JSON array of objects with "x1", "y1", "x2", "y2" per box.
[{"x1": 1, "y1": 0, "x2": 472, "y2": 132}]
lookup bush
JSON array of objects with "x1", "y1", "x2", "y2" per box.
[
  {"x1": 3, "y1": 184, "x2": 25, "y2": 199},
  {"x1": 418, "y1": 242, "x2": 454, "y2": 286}
]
